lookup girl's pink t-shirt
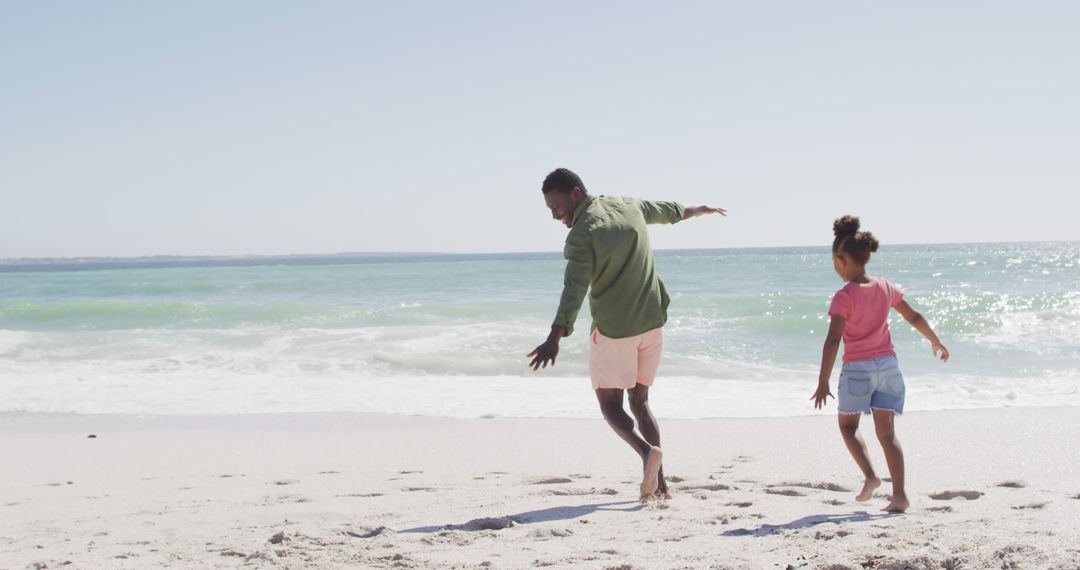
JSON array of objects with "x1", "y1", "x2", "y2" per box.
[{"x1": 828, "y1": 277, "x2": 904, "y2": 363}]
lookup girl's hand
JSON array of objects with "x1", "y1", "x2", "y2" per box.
[
  {"x1": 811, "y1": 383, "x2": 834, "y2": 409},
  {"x1": 932, "y1": 342, "x2": 950, "y2": 363}
]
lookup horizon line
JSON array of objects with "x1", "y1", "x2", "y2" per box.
[{"x1": 2, "y1": 238, "x2": 1076, "y2": 264}]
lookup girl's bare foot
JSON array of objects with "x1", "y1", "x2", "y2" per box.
[
  {"x1": 639, "y1": 446, "x2": 664, "y2": 501},
  {"x1": 856, "y1": 477, "x2": 881, "y2": 502},
  {"x1": 882, "y1": 493, "x2": 909, "y2": 513}
]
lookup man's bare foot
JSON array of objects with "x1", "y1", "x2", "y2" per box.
[
  {"x1": 856, "y1": 477, "x2": 881, "y2": 502},
  {"x1": 639, "y1": 446, "x2": 664, "y2": 501},
  {"x1": 882, "y1": 493, "x2": 909, "y2": 513}
]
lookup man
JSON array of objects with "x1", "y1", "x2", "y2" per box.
[{"x1": 528, "y1": 167, "x2": 725, "y2": 501}]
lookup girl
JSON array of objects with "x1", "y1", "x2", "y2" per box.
[{"x1": 812, "y1": 215, "x2": 949, "y2": 513}]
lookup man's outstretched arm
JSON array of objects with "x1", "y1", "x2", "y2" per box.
[
  {"x1": 640, "y1": 200, "x2": 727, "y2": 224},
  {"x1": 683, "y1": 205, "x2": 726, "y2": 220}
]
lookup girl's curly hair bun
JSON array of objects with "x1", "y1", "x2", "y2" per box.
[
  {"x1": 833, "y1": 215, "x2": 861, "y2": 238},
  {"x1": 832, "y1": 215, "x2": 880, "y2": 265}
]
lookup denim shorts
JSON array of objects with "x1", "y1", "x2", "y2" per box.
[{"x1": 838, "y1": 354, "x2": 905, "y2": 415}]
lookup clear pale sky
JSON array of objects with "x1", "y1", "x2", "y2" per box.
[{"x1": 2, "y1": 1, "x2": 1078, "y2": 258}]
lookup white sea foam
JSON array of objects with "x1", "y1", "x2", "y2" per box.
[
  {"x1": 5, "y1": 366, "x2": 1079, "y2": 418},
  {"x1": 0, "y1": 330, "x2": 30, "y2": 355}
]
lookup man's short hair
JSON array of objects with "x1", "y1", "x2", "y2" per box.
[{"x1": 541, "y1": 168, "x2": 587, "y2": 195}]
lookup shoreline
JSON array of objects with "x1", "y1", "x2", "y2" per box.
[
  {"x1": 3, "y1": 407, "x2": 1078, "y2": 568},
  {"x1": 3, "y1": 398, "x2": 1079, "y2": 426},
  {"x1": 8, "y1": 368, "x2": 1079, "y2": 420}
]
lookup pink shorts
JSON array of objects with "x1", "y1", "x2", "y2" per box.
[{"x1": 588, "y1": 327, "x2": 664, "y2": 390}]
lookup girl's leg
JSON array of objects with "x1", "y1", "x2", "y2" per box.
[
  {"x1": 872, "y1": 409, "x2": 908, "y2": 512},
  {"x1": 838, "y1": 413, "x2": 881, "y2": 501}
]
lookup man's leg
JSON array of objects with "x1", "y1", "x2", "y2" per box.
[
  {"x1": 628, "y1": 384, "x2": 669, "y2": 498},
  {"x1": 595, "y1": 388, "x2": 662, "y2": 500}
]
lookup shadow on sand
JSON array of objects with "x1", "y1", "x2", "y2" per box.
[
  {"x1": 399, "y1": 500, "x2": 644, "y2": 533},
  {"x1": 722, "y1": 511, "x2": 899, "y2": 537}
]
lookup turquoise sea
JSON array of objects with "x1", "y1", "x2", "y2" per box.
[{"x1": 1, "y1": 242, "x2": 1077, "y2": 418}]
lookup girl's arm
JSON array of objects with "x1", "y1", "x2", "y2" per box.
[
  {"x1": 812, "y1": 315, "x2": 846, "y2": 409},
  {"x1": 894, "y1": 300, "x2": 950, "y2": 362}
]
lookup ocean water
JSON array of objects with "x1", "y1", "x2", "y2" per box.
[{"x1": 1, "y1": 243, "x2": 1078, "y2": 418}]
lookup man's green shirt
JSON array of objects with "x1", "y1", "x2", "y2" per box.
[{"x1": 552, "y1": 195, "x2": 684, "y2": 338}]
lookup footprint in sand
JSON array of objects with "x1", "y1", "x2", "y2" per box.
[
  {"x1": 768, "y1": 481, "x2": 852, "y2": 493},
  {"x1": 675, "y1": 483, "x2": 731, "y2": 492},
  {"x1": 726, "y1": 501, "x2": 753, "y2": 508},
  {"x1": 1011, "y1": 502, "x2": 1047, "y2": 510},
  {"x1": 399, "y1": 470, "x2": 423, "y2": 475},
  {"x1": 667, "y1": 475, "x2": 686, "y2": 483},
  {"x1": 822, "y1": 499, "x2": 845, "y2": 506},
  {"x1": 527, "y1": 528, "x2": 574, "y2": 539},
  {"x1": 814, "y1": 530, "x2": 851, "y2": 540},
  {"x1": 764, "y1": 488, "x2": 806, "y2": 497},
  {"x1": 459, "y1": 516, "x2": 518, "y2": 531},
  {"x1": 343, "y1": 526, "x2": 388, "y2": 539},
  {"x1": 929, "y1": 490, "x2": 984, "y2": 501},
  {"x1": 1072, "y1": 494, "x2": 1080, "y2": 500},
  {"x1": 663, "y1": 534, "x2": 693, "y2": 542},
  {"x1": 997, "y1": 480, "x2": 1027, "y2": 488},
  {"x1": 402, "y1": 486, "x2": 437, "y2": 492},
  {"x1": 734, "y1": 456, "x2": 754, "y2": 463},
  {"x1": 711, "y1": 514, "x2": 740, "y2": 525},
  {"x1": 318, "y1": 471, "x2": 340, "y2": 475},
  {"x1": 263, "y1": 494, "x2": 311, "y2": 504},
  {"x1": 927, "y1": 505, "x2": 953, "y2": 512},
  {"x1": 269, "y1": 480, "x2": 299, "y2": 486},
  {"x1": 375, "y1": 553, "x2": 414, "y2": 566},
  {"x1": 542, "y1": 488, "x2": 618, "y2": 497},
  {"x1": 338, "y1": 492, "x2": 383, "y2": 498},
  {"x1": 528, "y1": 477, "x2": 574, "y2": 485}
]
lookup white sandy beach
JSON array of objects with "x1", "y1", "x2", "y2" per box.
[{"x1": 2, "y1": 408, "x2": 1079, "y2": 569}]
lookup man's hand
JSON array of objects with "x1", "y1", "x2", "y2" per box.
[
  {"x1": 527, "y1": 325, "x2": 567, "y2": 371},
  {"x1": 527, "y1": 339, "x2": 559, "y2": 370},
  {"x1": 811, "y1": 382, "x2": 834, "y2": 409},
  {"x1": 683, "y1": 205, "x2": 727, "y2": 220}
]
